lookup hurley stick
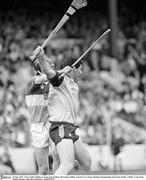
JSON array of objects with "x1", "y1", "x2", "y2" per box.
[
  {"x1": 30, "y1": 0, "x2": 87, "y2": 61},
  {"x1": 59, "y1": 29, "x2": 111, "y2": 78},
  {"x1": 71, "y1": 29, "x2": 111, "y2": 68},
  {"x1": 42, "y1": 0, "x2": 87, "y2": 49}
]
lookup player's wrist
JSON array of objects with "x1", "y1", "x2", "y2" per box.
[{"x1": 37, "y1": 53, "x2": 45, "y2": 60}]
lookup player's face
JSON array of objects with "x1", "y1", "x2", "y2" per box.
[
  {"x1": 49, "y1": 60, "x2": 54, "y2": 68},
  {"x1": 73, "y1": 64, "x2": 83, "y2": 79},
  {"x1": 47, "y1": 58, "x2": 54, "y2": 68}
]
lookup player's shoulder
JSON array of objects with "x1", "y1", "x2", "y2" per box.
[
  {"x1": 26, "y1": 76, "x2": 37, "y2": 87},
  {"x1": 26, "y1": 76, "x2": 39, "y2": 93},
  {"x1": 65, "y1": 75, "x2": 78, "y2": 86},
  {"x1": 27, "y1": 76, "x2": 37, "y2": 83}
]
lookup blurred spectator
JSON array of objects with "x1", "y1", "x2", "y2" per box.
[
  {"x1": 111, "y1": 127, "x2": 125, "y2": 172},
  {"x1": 0, "y1": 144, "x2": 15, "y2": 174}
]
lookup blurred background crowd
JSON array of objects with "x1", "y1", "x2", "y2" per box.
[{"x1": 0, "y1": 0, "x2": 146, "y2": 170}]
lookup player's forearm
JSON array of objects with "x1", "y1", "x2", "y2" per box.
[
  {"x1": 58, "y1": 66, "x2": 73, "y2": 76},
  {"x1": 33, "y1": 46, "x2": 56, "y2": 79},
  {"x1": 37, "y1": 55, "x2": 56, "y2": 79}
]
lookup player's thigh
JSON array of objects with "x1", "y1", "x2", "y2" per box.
[
  {"x1": 56, "y1": 139, "x2": 74, "y2": 164},
  {"x1": 74, "y1": 138, "x2": 91, "y2": 166},
  {"x1": 31, "y1": 122, "x2": 50, "y2": 148},
  {"x1": 34, "y1": 146, "x2": 49, "y2": 167}
]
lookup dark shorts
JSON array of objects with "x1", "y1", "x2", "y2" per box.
[{"x1": 49, "y1": 122, "x2": 79, "y2": 145}]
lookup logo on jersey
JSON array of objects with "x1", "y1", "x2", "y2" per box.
[{"x1": 59, "y1": 125, "x2": 65, "y2": 138}]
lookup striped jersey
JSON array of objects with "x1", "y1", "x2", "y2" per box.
[
  {"x1": 48, "y1": 75, "x2": 79, "y2": 125},
  {"x1": 25, "y1": 76, "x2": 50, "y2": 123}
]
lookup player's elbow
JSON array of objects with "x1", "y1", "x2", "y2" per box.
[{"x1": 38, "y1": 63, "x2": 56, "y2": 79}]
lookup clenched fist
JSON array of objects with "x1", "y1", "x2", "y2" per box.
[
  {"x1": 30, "y1": 46, "x2": 44, "y2": 62},
  {"x1": 62, "y1": 66, "x2": 72, "y2": 74},
  {"x1": 34, "y1": 46, "x2": 44, "y2": 57}
]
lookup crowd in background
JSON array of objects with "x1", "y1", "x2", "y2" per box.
[{"x1": 0, "y1": 4, "x2": 146, "y2": 152}]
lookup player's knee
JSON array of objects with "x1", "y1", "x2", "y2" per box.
[
  {"x1": 38, "y1": 166, "x2": 49, "y2": 175},
  {"x1": 83, "y1": 157, "x2": 92, "y2": 171}
]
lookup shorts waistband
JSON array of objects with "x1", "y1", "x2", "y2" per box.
[{"x1": 49, "y1": 121, "x2": 79, "y2": 127}]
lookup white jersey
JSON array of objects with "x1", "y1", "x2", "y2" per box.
[
  {"x1": 25, "y1": 76, "x2": 50, "y2": 123},
  {"x1": 48, "y1": 75, "x2": 79, "y2": 125}
]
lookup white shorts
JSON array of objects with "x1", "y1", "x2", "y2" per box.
[{"x1": 31, "y1": 121, "x2": 55, "y2": 152}]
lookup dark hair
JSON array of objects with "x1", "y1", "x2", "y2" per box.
[{"x1": 62, "y1": 58, "x2": 82, "y2": 69}]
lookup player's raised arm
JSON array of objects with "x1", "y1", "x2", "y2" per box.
[
  {"x1": 33, "y1": 46, "x2": 56, "y2": 79},
  {"x1": 28, "y1": 58, "x2": 49, "y2": 85},
  {"x1": 33, "y1": 46, "x2": 72, "y2": 87},
  {"x1": 58, "y1": 66, "x2": 73, "y2": 76}
]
